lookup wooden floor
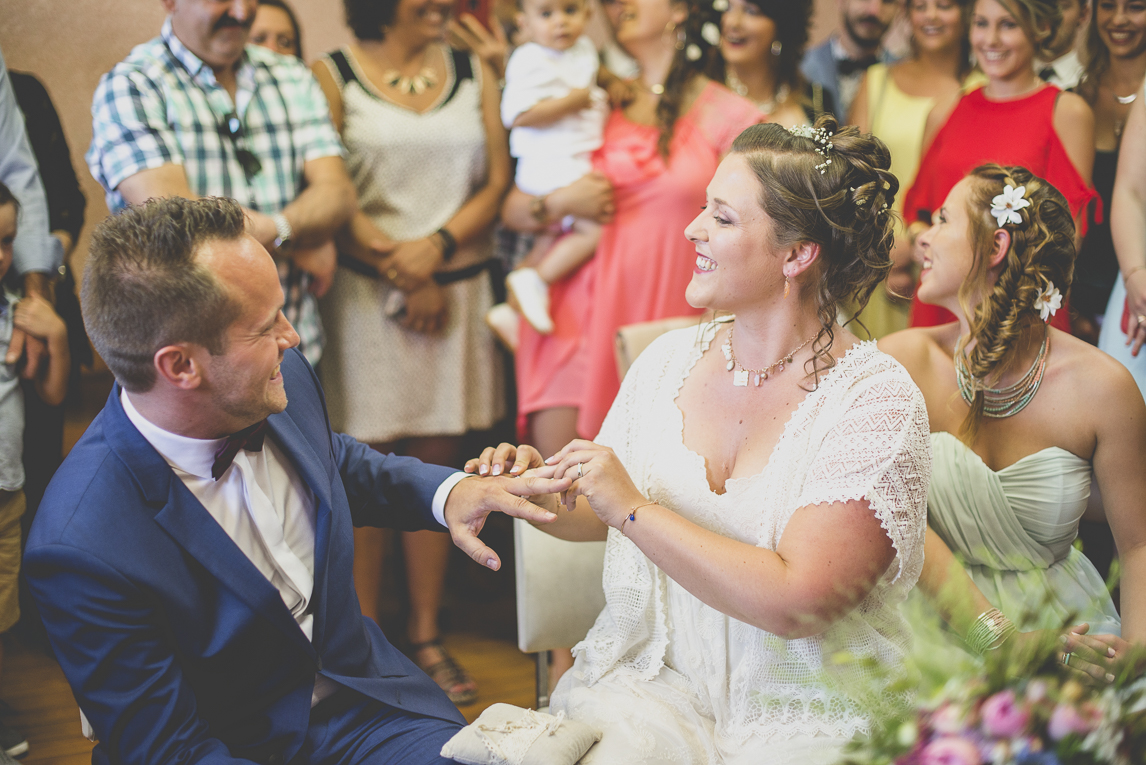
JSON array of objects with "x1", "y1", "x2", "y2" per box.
[
  {"x1": 10, "y1": 370, "x2": 538, "y2": 762},
  {"x1": 1, "y1": 632, "x2": 536, "y2": 763}
]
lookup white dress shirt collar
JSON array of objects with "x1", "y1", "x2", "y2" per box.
[{"x1": 120, "y1": 390, "x2": 225, "y2": 480}]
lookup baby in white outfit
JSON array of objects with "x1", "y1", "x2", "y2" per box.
[{"x1": 495, "y1": 0, "x2": 610, "y2": 335}]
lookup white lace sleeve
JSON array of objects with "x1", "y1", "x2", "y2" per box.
[{"x1": 796, "y1": 360, "x2": 932, "y2": 587}]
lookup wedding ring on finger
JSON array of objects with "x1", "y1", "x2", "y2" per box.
[
  {"x1": 1138, "y1": 315, "x2": 1146, "y2": 326},
  {"x1": 1062, "y1": 652, "x2": 1073, "y2": 667},
  {"x1": 577, "y1": 462, "x2": 584, "y2": 479}
]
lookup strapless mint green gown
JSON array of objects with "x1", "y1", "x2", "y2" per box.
[{"x1": 923, "y1": 432, "x2": 1121, "y2": 637}]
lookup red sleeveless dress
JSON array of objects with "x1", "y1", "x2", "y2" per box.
[{"x1": 902, "y1": 85, "x2": 1097, "y2": 331}]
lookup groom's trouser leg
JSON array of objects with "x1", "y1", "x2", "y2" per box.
[{"x1": 301, "y1": 691, "x2": 462, "y2": 764}]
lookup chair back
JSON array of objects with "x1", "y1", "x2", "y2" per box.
[{"x1": 514, "y1": 521, "x2": 606, "y2": 653}]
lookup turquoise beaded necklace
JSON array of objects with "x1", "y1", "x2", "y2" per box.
[{"x1": 955, "y1": 331, "x2": 1049, "y2": 418}]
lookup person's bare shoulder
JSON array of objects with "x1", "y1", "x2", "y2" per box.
[
  {"x1": 1053, "y1": 329, "x2": 1143, "y2": 413},
  {"x1": 878, "y1": 325, "x2": 953, "y2": 379}
]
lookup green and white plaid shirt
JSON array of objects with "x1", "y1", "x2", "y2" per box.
[{"x1": 87, "y1": 18, "x2": 345, "y2": 363}]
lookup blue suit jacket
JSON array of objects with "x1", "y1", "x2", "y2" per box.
[{"x1": 25, "y1": 349, "x2": 466, "y2": 765}]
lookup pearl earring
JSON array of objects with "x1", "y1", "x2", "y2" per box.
[{"x1": 771, "y1": 40, "x2": 782, "y2": 56}]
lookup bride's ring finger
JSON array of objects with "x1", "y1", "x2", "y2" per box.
[{"x1": 577, "y1": 462, "x2": 584, "y2": 479}]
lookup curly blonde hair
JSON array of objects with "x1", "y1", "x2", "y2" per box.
[
  {"x1": 729, "y1": 115, "x2": 899, "y2": 382},
  {"x1": 955, "y1": 164, "x2": 1075, "y2": 440}
]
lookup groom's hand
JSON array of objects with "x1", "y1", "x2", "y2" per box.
[{"x1": 443, "y1": 471, "x2": 571, "y2": 571}]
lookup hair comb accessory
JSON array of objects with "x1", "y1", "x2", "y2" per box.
[
  {"x1": 990, "y1": 184, "x2": 1030, "y2": 228},
  {"x1": 788, "y1": 125, "x2": 833, "y2": 174},
  {"x1": 1034, "y1": 278, "x2": 1062, "y2": 322}
]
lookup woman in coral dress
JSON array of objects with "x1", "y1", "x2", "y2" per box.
[
  {"x1": 502, "y1": 0, "x2": 763, "y2": 449},
  {"x1": 902, "y1": 0, "x2": 1096, "y2": 331}
]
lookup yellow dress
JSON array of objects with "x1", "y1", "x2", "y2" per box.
[{"x1": 850, "y1": 64, "x2": 986, "y2": 339}]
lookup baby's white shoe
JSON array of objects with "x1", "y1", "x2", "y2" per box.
[
  {"x1": 506, "y1": 268, "x2": 554, "y2": 334},
  {"x1": 485, "y1": 302, "x2": 521, "y2": 352}
]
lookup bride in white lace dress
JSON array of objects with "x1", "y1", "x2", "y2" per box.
[
  {"x1": 469, "y1": 118, "x2": 932, "y2": 763},
  {"x1": 879, "y1": 164, "x2": 1146, "y2": 682}
]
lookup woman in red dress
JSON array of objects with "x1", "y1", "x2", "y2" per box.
[{"x1": 902, "y1": 0, "x2": 1096, "y2": 330}]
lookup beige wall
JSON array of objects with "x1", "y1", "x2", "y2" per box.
[{"x1": 0, "y1": 0, "x2": 841, "y2": 279}]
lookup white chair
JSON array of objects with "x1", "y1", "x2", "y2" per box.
[
  {"x1": 613, "y1": 315, "x2": 710, "y2": 380},
  {"x1": 514, "y1": 520, "x2": 605, "y2": 709}
]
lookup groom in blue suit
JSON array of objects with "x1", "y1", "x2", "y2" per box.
[{"x1": 25, "y1": 197, "x2": 566, "y2": 765}]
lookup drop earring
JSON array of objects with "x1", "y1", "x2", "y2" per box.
[
  {"x1": 676, "y1": 27, "x2": 686, "y2": 50},
  {"x1": 783, "y1": 275, "x2": 790, "y2": 299},
  {"x1": 771, "y1": 40, "x2": 782, "y2": 56}
]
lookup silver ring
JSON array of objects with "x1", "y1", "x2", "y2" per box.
[
  {"x1": 577, "y1": 462, "x2": 584, "y2": 479},
  {"x1": 1062, "y1": 652, "x2": 1072, "y2": 666}
]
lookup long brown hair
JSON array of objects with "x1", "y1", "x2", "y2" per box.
[{"x1": 954, "y1": 164, "x2": 1075, "y2": 440}]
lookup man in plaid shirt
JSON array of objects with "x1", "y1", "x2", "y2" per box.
[{"x1": 87, "y1": 0, "x2": 355, "y2": 364}]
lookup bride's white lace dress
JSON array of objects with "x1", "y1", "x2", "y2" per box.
[{"x1": 549, "y1": 322, "x2": 932, "y2": 764}]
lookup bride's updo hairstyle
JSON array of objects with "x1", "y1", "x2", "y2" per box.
[
  {"x1": 956, "y1": 164, "x2": 1075, "y2": 439},
  {"x1": 729, "y1": 114, "x2": 898, "y2": 381}
]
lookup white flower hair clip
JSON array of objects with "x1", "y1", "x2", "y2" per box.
[
  {"x1": 1034, "y1": 279, "x2": 1062, "y2": 322},
  {"x1": 990, "y1": 184, "x2": 1030, "y2": 228},
  {"x1": 712, "y1": 0, "x2": 729, "y2": 10},
  {"x1": 788, "y1": 125, "x2": 834, "y2": 174}
]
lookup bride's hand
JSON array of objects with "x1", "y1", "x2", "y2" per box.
[
  {"x1": 464, "y1": 442, "x2": 545, "y2": 477},
  {"x1": 542, "y1": 439, "x2": 648, "y2": 528}
]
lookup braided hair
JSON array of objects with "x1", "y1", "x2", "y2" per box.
[
  {"x1": 955, "y1": 164, "x2": 1075, "y2": 440},
  {"x1": 654, "y1": 0, "x2": 724, "y2": 157},
  {"x1": 729, "y1": 114, "x2": 899, "y2": 383}
]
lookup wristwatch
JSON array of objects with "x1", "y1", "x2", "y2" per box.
[{"x1": 271, "y1": 212, "x2": 293, "y2": 252}]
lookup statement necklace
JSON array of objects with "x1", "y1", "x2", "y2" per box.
[
  {"x1": 721, "y1": 325, "x2": 816, "y2": 387},
  {"x1": 381, "y1": 50, "x2": 438, "y2": 95},
  {"x1": 954, "y1": 332, "x2": 1049, "y2": 417}
]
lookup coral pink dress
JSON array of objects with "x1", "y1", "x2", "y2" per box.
[
  {"x1": 517, "y1": 82, "x2": 762, "y2": 438},
  {"x1": 903, "y1": 85, "x2": 1096, "y2": 331}
]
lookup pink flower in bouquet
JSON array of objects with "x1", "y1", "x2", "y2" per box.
[
  {"x1": 920, "y1": 736, "x2": 983, "y2": 765},
  {"x1": 981, "y1": 690, "x2": 1030, "y2": 738},
  {"x1": 931, "y1": 703, "x2": 966, "y2": 735},
  {"x1": 1047, "y1": 701, "x2": 1101, "y2": 741}
]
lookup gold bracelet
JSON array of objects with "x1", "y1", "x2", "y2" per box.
[
  {"x1": 1127, "y1": 265, "x2": 1146, "y2": 281},
  {"x1": 620, "y1": 500, "x2": 658, "y2": 536}
]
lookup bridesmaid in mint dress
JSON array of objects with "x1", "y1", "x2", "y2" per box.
[{"x1": 880, "y1": 164, "x2": 1146, "y2": 680}]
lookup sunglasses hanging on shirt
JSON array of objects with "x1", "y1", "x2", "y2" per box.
[{"x1": 219, "y1": 112, "x2": 263, "y2": 181}]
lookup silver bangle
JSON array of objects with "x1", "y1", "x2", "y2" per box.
[{"x1": 966, "y1": 608, "x2": 1016, "y2": 655}]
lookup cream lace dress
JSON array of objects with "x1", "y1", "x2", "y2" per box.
[{"x1": 549, "y1": 322, "x2": 932, "y2": 764}]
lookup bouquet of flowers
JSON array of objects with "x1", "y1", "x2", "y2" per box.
[{"x1": 842, "y1": 664, "x2": 1146, "y2": 765}]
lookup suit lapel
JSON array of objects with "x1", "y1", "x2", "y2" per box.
[
  {"x1": 154, "y1": 484, "x2": 316, "y2": 658},
  {"x1": 265, "y1": 411, "x2": 333, "y2": 648},
  {"x1": 104, "y1": 386, "x2": 316, "y2": 658}
]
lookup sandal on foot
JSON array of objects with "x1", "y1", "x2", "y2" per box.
[{"x1": 411, "y1": 639, "x2": 478, "y2": 706}]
